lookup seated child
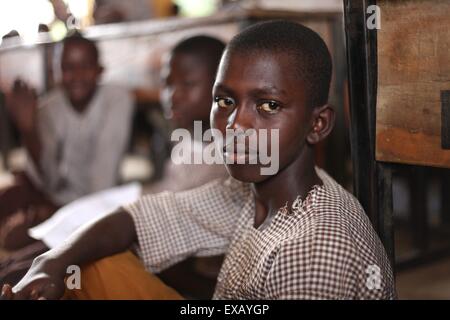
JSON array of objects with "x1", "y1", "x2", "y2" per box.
[
  {"x1": 0, "y1": 36, "x2": 228, "y2": 296},
  {"x1": 0, "y1": 33, "x2": 134, "y2": 250},
  {"x1": 146, "y1": 35, "x2": 229, "y2": 298},
  {"x1": 1, "y1": 21, "x2": 395, "y2": 300},
  {"x1": 148, "y1": 35, "x2": 228, "y2": 193}
]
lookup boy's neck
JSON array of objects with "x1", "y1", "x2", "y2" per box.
[
  {"x1": 67, "y1": 88, "x2": 98, "y2": 114},
  {"x1": 71, "y1": 102, "x2": 89, "y2": 114},
  {"x1": 251, "y1": 147, "x2": 322, "y2": 228}
]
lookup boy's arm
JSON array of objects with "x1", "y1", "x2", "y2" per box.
[
  {"x1": 5, "y1": 80, "x2": 42, "y2": 172},
  {"x1": 126, "y1": 178, "x2": 248, "y2": 273},
  {"x1": 2, "y1": 178, "x2": 246, "y2": 299},
  {"x1": 1, "y1": 209, "x2": 135, "y2": 300}
]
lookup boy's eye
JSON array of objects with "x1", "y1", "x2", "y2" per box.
[
  {"x1": 215, "y1": 97, "x2": 235, "y2": 109},
  {"x1": 258, "y1": 101, "x2": 280, "y2": 114}
]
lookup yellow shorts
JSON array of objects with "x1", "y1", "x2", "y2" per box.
[{"x1": 64, "y1": 251, "x2": 183, "y2": 300}]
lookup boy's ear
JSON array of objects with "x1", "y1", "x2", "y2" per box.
[{"x1": 306, "y1": 104, "x2": 335, "y2": 145}]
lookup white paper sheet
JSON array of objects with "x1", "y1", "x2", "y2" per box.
[{"x1": 28, "y1": 183, "x2": 142, "y2": 248}]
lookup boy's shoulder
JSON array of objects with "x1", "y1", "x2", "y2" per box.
[
  {"x1": 95, "y1": 84, "x2": 135, "y2": 118},
  {"x1": 278, "y1": 168, "x2": 391, "y2": 264},
  {"x1": 314, "y1": 167, "x2": 369, "y2": 226},
  {"x1": 98, "y1": 84, "x2": 133, "y2": 103},
  {"x1": 272, "y1": 168, "x2": 395, "y2": 299},
  {"x1": 298, "y1": 168, "x2": 383, "y2": 251},
  {"x1": 98, "y1": 84, "x2": 131, "y2": 99}
]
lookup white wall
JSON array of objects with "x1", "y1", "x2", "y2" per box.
[{"x1": 255, "y1": 0, "x2": 343, "y2": 12}]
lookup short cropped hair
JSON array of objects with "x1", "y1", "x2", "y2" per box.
[
  {"x1": 62, "y1": 31, "x2": 100, "y2": 64},
  {"x1": 227, "y1": 20, "x2": 332, "y2": 108},
  {"x1": 172, "y1": 35, "x2": 225, "y2": 75}
]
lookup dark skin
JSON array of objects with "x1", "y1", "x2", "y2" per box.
[
  {"x1": 0, "y1": 40, "x2": 103, "y2": 222},
  {"x1": 60, "y1": 40, "x2": 103, "y2": 113},
  {"x1": 5, "y1": 80, "x2": 40, "y2": 171},
  {"x1": 0, "y1": 210, "x2": 136, "y2": 300},
  {"x1": 212, "y1": 51, "x2": 335, "y2": 226},
  {"x1": 160, "y1": 51, "x2": 216, "y2": 131},
  {"x1": 0, "y1": 49, "x2": 334, "y2": 300},
  {"x1": 5, "y1": 40, "x2": 103, "y2": 175}
]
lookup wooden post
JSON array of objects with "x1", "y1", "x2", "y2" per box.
[{"x1": 343, "y1": 0, "x2": 395, "y2": 265}]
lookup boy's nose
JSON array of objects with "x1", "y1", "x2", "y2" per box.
[
  {"x1": 171, "y1": 86, "x2": 184, "y2": 107},
  {"x1": 70, "y1": 71, "x2": 87, "y2": 82},
  {"x1": 227, "y1": 104, "x2": 253, "y2": 131}
]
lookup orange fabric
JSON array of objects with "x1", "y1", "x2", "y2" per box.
[{"x1": 65, "y1": 251, "x2": 183, "y2": 300}]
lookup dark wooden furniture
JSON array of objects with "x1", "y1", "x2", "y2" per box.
[{"x1": 344, "y1": 0, "x2": 450, "y2": 270}]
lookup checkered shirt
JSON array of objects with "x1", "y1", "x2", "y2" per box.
[{"x1": 125, "y1": 168, "x2": 396, "y2": 300}]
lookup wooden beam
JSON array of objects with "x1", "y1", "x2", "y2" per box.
[{"x1": 343, "y1": 0, "x2": 395, "y2": 265}]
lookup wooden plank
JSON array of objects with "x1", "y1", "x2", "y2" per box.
[
  {"x1": 376, "y1": 0, "x2": 450, "y2": 168},
  {"x1": 344, "y1": 0, "x2": 396, "y2": 265},
  {"x1": 344, "y1": 0, "x2": 378, "y2": 228},
  {"x1": 442, "y1": 90, "x2": 450, "y2": 149}
]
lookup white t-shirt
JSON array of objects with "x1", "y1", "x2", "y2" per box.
[{"x1": 26, "y1": 85, "x2": 134, "y2": 205}]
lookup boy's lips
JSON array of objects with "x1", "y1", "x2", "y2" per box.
[
  {"x1": 223, "y1": 150, "x2": 259, "y2": 163},
  {"x1": 222, "y1": 146, "x2": 258, "y2": 154},
  {"x1": 69, "y1": 84, "x2": 89, "y2": 95},
  {"x1": 223, "y1": 143, "x2": 259, "y2": 163},
  {"x1": 171, "y1": 111, "x2": 181, "y2": 119},
  {"x1": 170, "y1": 108, "x2": 184, "y2": 119},
  {"x1": 222, "y1": 139, "x2": 259, "y2": 154}
]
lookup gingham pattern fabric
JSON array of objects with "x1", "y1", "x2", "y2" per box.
[{"x1": 125, "y1": 168, "x2": 396, "y2": 300}]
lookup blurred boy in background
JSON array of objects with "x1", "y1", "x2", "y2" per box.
[
  {"x1": 148, "y1": 35, "x2": 228, "y2": 194},
  {"x1": 0, "y1": 33, "x2": 134, "y2": 251},
  {"x1": 0, "y1": 36, "x2": 227, "y2": 298}
]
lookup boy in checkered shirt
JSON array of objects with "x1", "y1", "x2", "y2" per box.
[{"x1": 2, "y1": 21, "x2": 395, "y2": 300}]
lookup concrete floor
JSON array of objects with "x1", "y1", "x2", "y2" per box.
[{"x1": 396, "y1": 257, "x2": 450, "y2": 299}]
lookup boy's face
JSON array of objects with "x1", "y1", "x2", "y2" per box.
[
  {"x1": 61, "y1": 41, "x2": 103, "y2": 110},
  {"x1": 160, "y1": 52, "x2": 215, "y2": 130},
  {"x1": 211, "y1": 50, "x2": 314, "y2": 183}
]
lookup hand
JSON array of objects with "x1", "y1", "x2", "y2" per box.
[
  {"x1": 0, "y1": 255, "x2": 66, "y2": 300},
  {"x1": 0, "y1": 284, "x2": 13, "y2": 300},
  {"x1": 6, "y1": 79, "x2": 38, "y2": 134}
]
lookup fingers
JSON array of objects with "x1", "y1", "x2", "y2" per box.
[
  {"x1": 27, "y1": 283, "x2": 60, "y2": 300},
  {"x1": 12, "y1": 79, "x2": 28, "y2": 95},
  {"x1": 13, "y1": 280, "x2": 62, "y2": 300},
  {"x1": 9, "y1": 79, "x2": 36, "y2": 99},
  {"x1": 15, "y1": 82, "x2": 35, "y2": 98},
  {"x1": 12, "y1": 78, "x2": 32, "y2": 90},
  {"x1": 28, "y1": 290, "x2": 36, "y2": 299},
  {"x1": 31, "y1": 288, "x2": 51, "y2": 300},
  {"x1": 12, "y1": 79, "x2": 24, "y2": 91},
  {"x1": 5, "y1": 79, "x2": 38, "y2": 131},
  {"x1": 0, "y1": 284, "x2": 14, "y2": 300},
  {"x1": 10, "y1": 284, "x2": 31, "y2": 300},
  {"x1": 37, "y1": 283, "x2": 61, "y2": 300},
  {"x1": 1, "y1": 285, "x2": 46, "y2": 300}
]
